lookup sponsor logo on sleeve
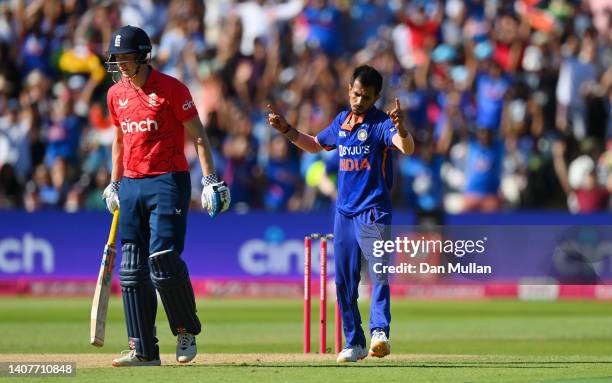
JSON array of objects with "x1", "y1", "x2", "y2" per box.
[{"x1": 182, "y1": 100, "x2": 195, "y2": 111}]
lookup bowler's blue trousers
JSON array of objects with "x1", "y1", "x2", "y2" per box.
[{"x1": 334, "y1": 208, "x2": 391, "y2": 348}]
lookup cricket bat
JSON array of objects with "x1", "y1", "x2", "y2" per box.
[{"x1": 90, "y1": 209, "x2": 120, "y2": 347}]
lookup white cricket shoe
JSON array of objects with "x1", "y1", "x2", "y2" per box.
[
  {"x1": 336, "y1": 345, "x2": 368, "y2": 363},
  {"x1": 112, "y1": 350, "x2": 161, "y2": 367},
  {"x1": 176, "y1": 333, "x2": 197, "y2": 363},
  {"x1": 369, "y1": 329, "x2": 391, "y2": 358}
]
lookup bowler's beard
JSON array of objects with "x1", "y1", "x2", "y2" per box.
[{"x1": 352, "y1": 105, "x2": 365, "y2": 115}]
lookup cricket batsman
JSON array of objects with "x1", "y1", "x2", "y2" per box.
[
  {"x1": 268, "y1": 65, "x2": 414, "y2": 363},
  {"x1": 102, "y1": 25, "x2": 230, "y2": 366}
]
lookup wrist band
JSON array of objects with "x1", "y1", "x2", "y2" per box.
[
  {"x1": 110, "y1": 181, "x2": 120, "y2": 192},
  {"x1": 201, "y1": 173, "x2": 219, "y2": 187},
  {"x1": 285, "y1": 127, "x2": 298, "y2": 142},
  {"x1": 280, "y1": 124, "x2": 291, "y2": 134}
]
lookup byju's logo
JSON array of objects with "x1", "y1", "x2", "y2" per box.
[{"x1": 0, "y1": 233, "x2": 54, "y2": 274}]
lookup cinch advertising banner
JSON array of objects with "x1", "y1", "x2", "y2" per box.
[
  {"x1": 0, "y1": 211, "x2": 336, "y2": 280},
  {"x1": 0, "y1": 211, "x2": 611, "y2": 284}
]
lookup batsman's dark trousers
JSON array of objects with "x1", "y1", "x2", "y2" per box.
[{"x1": 118, "y1": 171, "x2": 201, "y2": 360}]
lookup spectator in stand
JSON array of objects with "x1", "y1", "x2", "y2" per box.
[
  {"x1": 84, "y1": 164, "x2": 110, "y2": 211},
  {"x1": 221, "y1": 133, "x2": 261, "y2": 210},
  {"x1": 553, "y1": 140, "x2": 609, "y2": 213},
  {"x1": 346, "y1": 0, "x2": 394, "y2": 52},
  {"x1": 473, "y1": 41, "x2": 512, "y2": 132},
  {"x1": 0, "y1": 164, "x2": 23, "y2": 208},
  {"x1": 43, "y1": 97, "x2": 83, "y2": 170},
  {"x1": 0, "y1": 0, "x2": 610, "y2": 215},
  {"x1": 58, "y1": 34, "x2": 107, "y2": 110},
  {"x1": 0, "y1": 98, "x2": 31, "y2": 183},
  {"x1": 399, "y1": 0, "x2": 443, "y2": 66},
  {"x1": 297, "y1": 0, "x2": 344, "y2": 56},
  {"x1": 399, "y1": 137, "x2": 444, "y2": 213},
  {"x1": 157, "y1": 10, "x2": 205, "y2": 86},
  {"x1": 461, "y1": 126, "x2": 504, "y2": 212},
  {"x1": 20, "y1": 11, "x2": 52, "y2": 79},
  {"x1": 24, "y1": 164, "x2": 61, "y2": 211},
  {"x1": 264, "y1": 134, "x2": 301, "y2": 211},
  {"x1": 556, "y1": 32, "x2": 600, "y2": 140},
  {"x1": 233, "y1": 0, "x2": 304, "y2": 57},
  {"x1": 119, "y1": 0, "x2": 169, "y2": 40}
]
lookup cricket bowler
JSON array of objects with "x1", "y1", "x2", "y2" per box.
[{"x1": 268, "y1": 65, "x2": 414, "y2": 362}]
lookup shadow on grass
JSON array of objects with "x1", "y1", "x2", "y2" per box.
[
  {"x1": 189, "y1": 360, "x2": 612, "y2": 369},
  {"x1": 477, "y1": 361, "x2": 612, "y2": 365},
  {"x1": 538, "y1": 378, "x2": 612, "y2": 383},
  {"x1": 191, "y1": 364, "x2": 566, "y2": 369}
]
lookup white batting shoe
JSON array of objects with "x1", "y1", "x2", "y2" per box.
[
  {"x1": 176, "y1": 333, "x2": 197, "y2": 363},
  {"x1": 112, "y1": 350, "x2": 161, "y2": 367},
  {"x1": 336, "y1": 345, "x2": 368, "y2": 363},
  {"x1": 369, "y1": 329, "x2": 391, "y2": 358}
]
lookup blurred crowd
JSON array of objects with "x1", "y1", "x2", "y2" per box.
[{"x1": 1, "y1": 0, "x2": 612, "y2": 214}]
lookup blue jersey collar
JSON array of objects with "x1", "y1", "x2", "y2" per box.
[{"x1": 341, "y1": 107, "x2": 378, "y2": 131}]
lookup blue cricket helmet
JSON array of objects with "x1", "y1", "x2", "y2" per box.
[
  {"x1": 106, "y1": 25, "x2": 152, "y2": 74},
  {"x1": 107, "y1": 25, "x2": 152, "y2": 56}
]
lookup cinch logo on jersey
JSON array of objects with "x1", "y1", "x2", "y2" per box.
[
  {"x1": 338, "y1": 144, "x2": 371, "y2": 172},
  {"x1": 120, "y1": 118, "x2": 159, "y2": 133},
  {"x1": 182, "y1": 100, "x2": 194, "y2": 110}
]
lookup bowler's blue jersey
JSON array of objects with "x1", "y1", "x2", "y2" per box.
[{"x1": 316, "y1": 107, "x2": 397, "y2": 216}]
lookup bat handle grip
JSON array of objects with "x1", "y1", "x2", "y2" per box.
[{"x1": 107, "y1": 210, "x2": 120, "y2": 246}]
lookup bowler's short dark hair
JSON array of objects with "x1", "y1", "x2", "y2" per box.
[{"x1": 350, "y1": 65, "x2": 383, "y2": 95}]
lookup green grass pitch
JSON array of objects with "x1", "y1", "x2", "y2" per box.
[{"x1": 0, "y1": 297, "x2": 611, "y2": 382}]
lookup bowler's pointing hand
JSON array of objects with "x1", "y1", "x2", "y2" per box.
[
  {"x1": 387, "y1": 98, "x2": 404, "y2": 131},
  {"x1": 267, "y1": 104, "x2": 290, "y2": 134}
]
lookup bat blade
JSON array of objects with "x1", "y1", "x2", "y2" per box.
[
  {"x1": 90, "y1": 244, "x2": 117, "y2": 347},
  {"x1": 90, "y1": 210, "x2": 120, "y2": 347}
]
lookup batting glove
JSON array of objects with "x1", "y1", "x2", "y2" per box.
[
  {"x1": 201, "y1": 174, "x2": 231, "y2": 217},
  {"x1": 102, "y1": 181, "x2": 120, "y2": 214}
]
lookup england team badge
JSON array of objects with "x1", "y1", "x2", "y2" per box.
[{"x1": 148, "y1": 93, "x2": 159, "y2": 107}]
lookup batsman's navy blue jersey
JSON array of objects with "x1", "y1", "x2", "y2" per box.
[{"x1": 316, "y1": 107, "x2": 397, "y2": 216}]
